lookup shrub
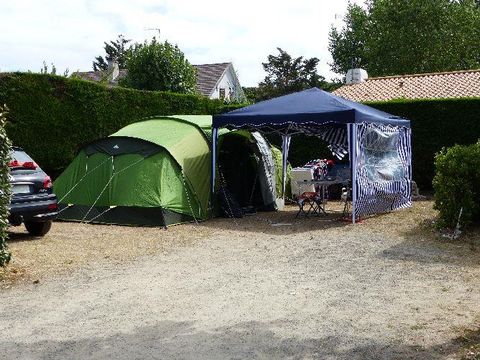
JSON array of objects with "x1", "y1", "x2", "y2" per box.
[
  {"x1": 433, "y1": 141, "x2": 480, "y2": 228},
  {"x1": 0, "y1": 105, "x2": 12, "y2": 266}
]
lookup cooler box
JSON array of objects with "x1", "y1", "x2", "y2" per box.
[{"x1": 291, "y1": 167, "x2": 315, "y2": 198}]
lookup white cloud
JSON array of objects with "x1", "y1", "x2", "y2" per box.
[{"x1": 0, "y1": 0, "x2": 360, "y2": 86}]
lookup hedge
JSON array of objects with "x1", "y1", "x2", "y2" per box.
[
  {"x1": 368, "y1": 98, "x2": 480, "y2": 189},
  {"x1": 0, "y1": 105, "x2": 12, "y2": 266},
  {"x1": 1, "y1": 73, "x2": 479, "y2": 189},
  {"x1": 0, "y1": 73, "x2": 243, "y2": 177}
]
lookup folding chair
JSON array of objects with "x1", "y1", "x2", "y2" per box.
[{"x1": 296, "y1": 192, "x2": 323, "y2": 218}]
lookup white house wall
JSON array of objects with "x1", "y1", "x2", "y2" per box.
[{"x1": 210, "y1": 67, "x2": 245, "y2": 102}]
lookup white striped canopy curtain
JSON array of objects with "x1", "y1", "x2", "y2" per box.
[{"x1": 349, "y1": 123, "x2": 412, "y2": 222}]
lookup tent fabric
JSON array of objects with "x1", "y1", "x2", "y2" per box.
[
  {"x1": 213, "y1": 87, "x2": 410, "y2": 130},
  {"x1": 216, "y1": 130, "x2": 281, "y2": 210},
  {"x1": 111, "y1": 118, "x2": 211, "y2": 217},
  {"x1": 56, "y1": 204, "x2": 191, "y2": 227},
  {"x1": 295, "y1": 123, "x2": 349, "y2": 159},
  {"x1": 54, "y1": 115, "x2": 283, "y2": 226},
  {"x1": 54, "y1": 116, "x2": 213, "y2": 226},
  {"x1": 54, "y1": 145, "x2": 202, "y2": 223},
  {"x1": 251, "y1": 132, "x2": 276, "y2": 207}
]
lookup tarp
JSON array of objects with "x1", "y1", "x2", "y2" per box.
[{"x1": 213, "y1": 87, "x2": 410, "y2": 129}]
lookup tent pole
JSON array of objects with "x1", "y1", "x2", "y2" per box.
[
  {"x1": 350, "y1": 124, "x2": 357, "y2": 224},
  {"x1": 211, "y1": 127, "x2": 218, "y2": 207},
  {"x1": 281, "y1": 133, "x2": 291, "y2": 200}
]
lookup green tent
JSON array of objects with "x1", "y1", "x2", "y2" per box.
[{"x1": 54, "y1": 115, "x2": 283, "y2": 226}]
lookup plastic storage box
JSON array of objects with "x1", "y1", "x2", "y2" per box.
[{"x1": 291, "y1": 167, "x2": 315, "y2": 198}]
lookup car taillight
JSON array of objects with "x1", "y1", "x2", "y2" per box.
[
  {"x1": 8, "y1": 160, "x2": 20, "y2": 168},
  {"x1": 48, "y1": 203, "x2": 58, "y2": 211},
  {"x1": 43, "y1": 175, "x2": 52, "y2": 189},
  {"x1": 23, "y1": 161, "x2": 38, "y2": 169},
  {"x1": 8, "y1": 160, "x2": 38, "y2": 169}
]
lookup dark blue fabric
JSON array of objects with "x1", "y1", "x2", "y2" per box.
[{"x1": 213, "y1": 88, "x2": 410, "y2": 129}]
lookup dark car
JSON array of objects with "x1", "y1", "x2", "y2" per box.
[{"x1": 8, "y1": 147, "x2": 58, "y2": 236}]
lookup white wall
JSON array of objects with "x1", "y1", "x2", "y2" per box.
[{"x1": 210, "y1": 66, "x2": 245, "y2": 102}]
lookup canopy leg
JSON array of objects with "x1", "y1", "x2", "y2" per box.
[
  {"x1": 348, "y1": 124, "x2": 357, "y2": 224},
  {"x1": 281, "y1": 134, "x2": 291, "y2": 200}
]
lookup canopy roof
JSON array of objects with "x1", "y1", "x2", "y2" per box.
[{"x1": 213, "y1": 88, "x2": 410, "y2": 130}]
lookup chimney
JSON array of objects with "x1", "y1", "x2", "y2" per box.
[
  {"x1": 346, "y1": 68, "x2": 368, "y2": 85},
  {"x1": 107, "y1": 59, "x2": 120, "y2": 83}
]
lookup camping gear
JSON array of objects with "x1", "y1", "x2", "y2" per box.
[
  {"x1": 295, "y1": 191, "x2": 325, "y2": 218},
  {"x1": 291, "y1": 168, "x2": 315, "y2": 197},
  {"x1": 212, "y1": 87, "x2": 412, "y2": 223},
  {"x1": 54, "y1": 116, "x2": 283, "y2": 226}
]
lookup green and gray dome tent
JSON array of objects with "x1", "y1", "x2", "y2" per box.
[{"x1": 54, "y1": 115, "x2": 282, "y2": 226}]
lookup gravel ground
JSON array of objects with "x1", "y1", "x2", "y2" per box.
[{"x1": 0, "y1": 201, "x2": 479, "y2": 359}]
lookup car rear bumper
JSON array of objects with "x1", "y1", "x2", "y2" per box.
[{"x1": 9, "y1": 194, "x2": 59, "y2": 223}]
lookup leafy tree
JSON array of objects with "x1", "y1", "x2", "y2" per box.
[
  {"x1": 329, "y1": 0, "x2": 480, "y2": 77},
  {"x1": 242, "y1": 87, "x2": 260, "y2": 103},
  {"x1": 257, "y1": 48, "x2": 329, "y2": 101},
  {"x1": 93, "y1": 34, "x2": 132, "y2": 71},
  {"x1": 0, "y1": 105, "x2": 12, "y2": 267},
  {"x1": 121, "y1": 38, "x2": 197, "y2": 93},
  {"x1": 328, "y1": 3, "x2": 369, "y2": 74}
]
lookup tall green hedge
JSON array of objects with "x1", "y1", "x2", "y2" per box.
[
  {"x1": 1, "y1": 72, "x2": 479, "y2": 189},
  {"x1": 368, "y1": 98, "x2": 480, "y2": 189},
  {"x1": 0, "y1": 73, "x2": 242, "y2": 177},
  {"x1": 0, "y1": 105, "x2": 12, "y2": 267}
]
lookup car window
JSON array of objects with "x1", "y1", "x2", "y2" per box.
[
  {"x1": 9, "y1": 150, "x2": 40, "y2": 172},
  {"x1": 11, "y1": 150, "x2": 34, "y2": 163}
]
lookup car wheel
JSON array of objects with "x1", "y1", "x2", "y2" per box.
[{"x1": 24, "y1": 220, "x2": 52, "y2": 236}]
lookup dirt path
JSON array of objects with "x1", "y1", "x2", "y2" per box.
[{"x1": 1, "y1": 202, "x2": 479, "y2": 359}]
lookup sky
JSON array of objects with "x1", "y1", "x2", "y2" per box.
[{"x1": 0, "y1": 0, "x2": 362, "y2": 87}]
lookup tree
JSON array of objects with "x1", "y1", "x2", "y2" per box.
[
  {"x1": 242, "y1": 87, "x2": 260, "y2": 103},
  {"x1": 329, "y1": 0, "x2": 480, "y2": 77},
  {"x1": 328, "y1": 3, "x2": 369, "y2": 74},
  {"x1": 257, "y1": 48, "x2": 329, "y2": 101},
  {"x1": 121, "y1": 38, "x2": 197, "y2": 93},
  {"x1": 93, "y1": 34, "x2": 132, "y2": 71}
]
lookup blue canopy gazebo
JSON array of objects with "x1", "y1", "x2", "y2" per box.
[{"x1": 212, "y1": 88, "x2": 412, "y2": 222}]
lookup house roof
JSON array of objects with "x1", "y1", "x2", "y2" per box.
[
  {"x1": 193, "y1": 62, "x2": 231, "y2": 97},
  {"x1": 74, "y1": 63, "x2": 233, "y2": 97},
  {"x1": 333, "y1": 69, "x2": 480, "y2": 102}
]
